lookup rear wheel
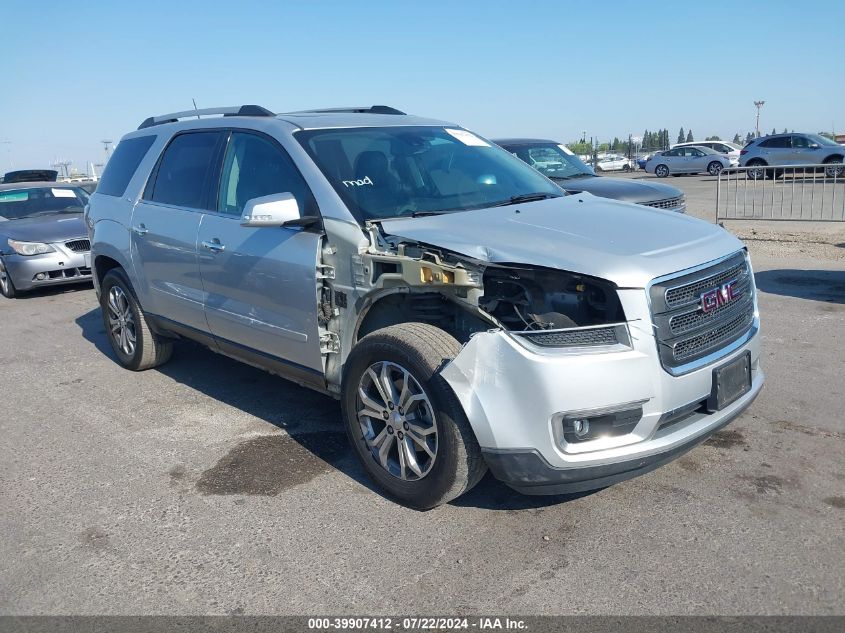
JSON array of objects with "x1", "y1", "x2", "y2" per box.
[
  {"x1": 746, "y1": 159, "x2": 767, "y2": 180},
  {"x1": 341, "y1": 323, "x2": 486, "y2": 509},
  {"x1": 100, "y1": 269, "x2": 172, "y2": 370},
  {"x1": 0, "y1": 260, "x2": 17, "y2": 298},
  {"x1": 655, "y1": 164, "x2": 669, "y2": 178},
  {"x1": 707, "y1": 161, "x2": 723, "y2": 176},
  {"x1": 622, "y1": 164, "x2": 631, "y2": 172}
]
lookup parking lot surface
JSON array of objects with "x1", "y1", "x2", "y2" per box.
[{"x1": 1, "y1": 176, "x2": 844, "y2": 615}]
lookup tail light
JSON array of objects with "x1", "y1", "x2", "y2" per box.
[{"x1": 740, "y1": 149, "x2": 748, "y2": 155}]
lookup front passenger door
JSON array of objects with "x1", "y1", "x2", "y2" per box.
[{"x1": 197, "y1": 131, "x2": 324, "y2": 375}]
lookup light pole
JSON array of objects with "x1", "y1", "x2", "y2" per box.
[{"x1": 754, "y1": 101, "x2": 765, "y2": 138}]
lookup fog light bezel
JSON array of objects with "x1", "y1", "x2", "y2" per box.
[{"x1": 552, "y1": 400, "x2": 647, "y2": 450}]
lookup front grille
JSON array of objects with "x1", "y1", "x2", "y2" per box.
[
  {"x1": 644, "y1": 195, "x2": 684, "y2": 211},
  {"x1": 64, "y1": 239, "x2": 90, "y2": 252},
  {"x1": 665, "y1": 261, "x2": 746, "y2": 309},
  {"x1": 649, "y1": 252, "x2": 755, "y2": 371},
  {"x1": 520, "y1": 326, "x2": 619, "y2": 348}
]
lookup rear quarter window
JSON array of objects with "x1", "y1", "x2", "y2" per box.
[{"x1": 96, "y1": 136, "x2": 156, "y2": 197}]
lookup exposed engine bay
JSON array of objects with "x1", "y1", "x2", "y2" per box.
[{"x1": 479, "y1": 266, "x2": 625, "y2": 331}]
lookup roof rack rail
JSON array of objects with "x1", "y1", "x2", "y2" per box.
[
  {"x1": 137, "y1": 105, "x2": 275, "y2": 130},
  {"x1": 287, "y1": 105, "x2": 406, "y2": 116}
]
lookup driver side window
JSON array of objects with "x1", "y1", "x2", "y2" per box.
[{"x1": 218, "y1": 132, "x2": 312, "y2": 216}]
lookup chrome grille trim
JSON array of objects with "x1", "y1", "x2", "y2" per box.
[
  {"x1": 64, "y1": 238, "x2": 91, "y2": 253},
  {"x1": 649, "y1": 251, "x2": 756, "y2": 374},
  {"x1": 643, "y1": 195, "x2": 685, "y2": 211}
]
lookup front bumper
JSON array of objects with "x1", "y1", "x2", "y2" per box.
[
  {"x1": 441, "y1": 289, "x2": 763, "y2": 495},
  {"x1": 2, "y1": 248, "x2": 92, "y2": 291}
]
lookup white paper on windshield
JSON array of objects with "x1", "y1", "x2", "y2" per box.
[
  {"x1": 52, "y1": 188, "x2": 77, "y2": 198},
  {"x1": 557, "y1": 144, "x2": 575, "y2": 155},
  {"x1": 445, "y1": 129, "x2": 490, "y2": 147}
]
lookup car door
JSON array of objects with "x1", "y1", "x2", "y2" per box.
[
  {"x1": 687, "y1": 147, "x2": 709, "y2": 172},
  {"x1": 130, "y1": 130, "x2": 225, "y2": 332},
  {"x1": 789, "y1": 135, "x2": 817, "y2": 165},
  {"x1": 758, "y1": 136, "x2": 792, "y2": 165},
  {"x1": 197, "y1": 130, "x2": 324, "y2": 375}
]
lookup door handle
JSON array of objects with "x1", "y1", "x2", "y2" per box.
[
  {"x1": 132, "y1": 224, "x2": 148, "y2": 236},
  {"x1": 202, "y1": 239, "x2": 226, "y2": 253}
]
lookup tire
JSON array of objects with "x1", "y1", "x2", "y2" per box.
[
  {"x1": 622, "y1": 164, "x2": 631, "y2": 172},
  {"x1": 0, "y1": 260, "x2": 17, "y2": 299},
  {"x1": 823, "y1": 158, "x2": 844, "y2": 179},
  {"x1": 655, "y1": 164, "x2": 669, "y2": 178},
  {"x1": 341, "y1": 323, "x2": 486, "y2": 509},
  {"x1": 746, "y1": 159, "x2": 767, "y2": 180},
  {"x1": 707, "y1": 161, "x2": 723, "y2": 176},
  {"x1": 99, "y1": 268, "x2": 172, "y2": 371}
]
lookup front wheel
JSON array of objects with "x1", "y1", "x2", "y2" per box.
[
  {"x1": 341, "y1": 323, "x2": 486, "y2": 509},
  {"x1": 0, "y1": 260, "x2": 17, "y2": 298},
  {"x1": 100, "y1": 269, "x2": 172, "y2": 370},
  {"x1": 823, "y1": 159, "x2": 844, "y2": 179},
  {"x1": 707, "y1": 161, "x2": 723, "y2": 176},
  {"x1": 655, "y1": 164, "x2": 669, "y2": 178},
  {"x1": 622, "y1": 164, "x2": 631, "y2": 172}
]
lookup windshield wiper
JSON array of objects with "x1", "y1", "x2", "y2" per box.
[
  {"x1": 410, "y1": 210, "x2": 445, "y2": 217},
  {"x1": 490, "y1": 192, "x2": 560, "y2": 207}
]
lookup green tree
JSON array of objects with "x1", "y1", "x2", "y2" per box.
[
  {"x1": 686, "y1": 130, "x2": 694, "y2": 142},
  {"x1": 678, "y1": 127, "x2": 685, "y2": 144},
  {"x1": 732, "y1": 133, "x2": 742, "y2": 144},
  {"x1": 746, "y1": 132, "x2": 755, "y2": 144},
  {"x1": 782, "y1": 128, "x2": 788, "y2": 134},
  {"x1": 705, "y1": 135, "x2": 722, "y2": 141},
  {"x1": 771, "y1": 127, "x2": 776, "y2": 135},
  {"x1": 567, "y1": 141, "x2": 592, "y2": 156}
]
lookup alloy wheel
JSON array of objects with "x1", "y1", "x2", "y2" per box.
[
  {"x1": 356, "y1": 361, "x2": 438, "y2": 481},
  {"x1": 0, "y1": 270, "x2": 9, "y2": 295},
  {"x1": 107, "y1": 285, "x2": 137, "y2": 356},
  {"x1": 708, "y1": 162, "x2": 723, "y2": 176}
]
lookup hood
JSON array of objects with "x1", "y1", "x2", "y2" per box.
[
  {"x1": 552, "y1": 175, "x2": 683, "y2": 204},
  {"x1": 379, "y1": 194, "x2": 743, "y2": 288},
  {"x1": 0, "y1": 213, "x2": 87, "y2": 243}
]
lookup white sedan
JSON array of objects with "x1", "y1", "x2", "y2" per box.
[
  {"x1": 595, "y1": 154, "x2": 633, "y2": 172},
  {"x1": 645, "y1": 145, "x2": 732, "y2": 177}
]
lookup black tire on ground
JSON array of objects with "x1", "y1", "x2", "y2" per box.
[
  {"x1": 623, "y1": 164, "x2": 631, "y2": 172},
  {"x1": 746, "y1": 159, "x2": 767, "y2": 180},
  {"x1": 99, "y1": 268, "x2": 172, "y2": 371},
  {"x1": 0, "y1": 260, "x2": 17, "y2": 298},
  {"x1": 707, "y1": 161, "x2": 723, "y2": 176},
  {"x1": 655, "y1": 164, "x2": 669, "y2": 178},
  {"x1": 341, "y1": 323, "x2": 487, "y2": 510},
  {"x1": 823, "y1": 158, "x2": 844, "y2": 179}
]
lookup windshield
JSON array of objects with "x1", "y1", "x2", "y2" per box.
[
  {"x1": 296, "y1": 126, "x2": 563, "y2": 221},
  {"x1": 0, "y1": 186, "x2": 88, "y2": 220},
  {"x1": 503, "y1": 143, "x2": 594, "y2": 180},
  {"x1": 807, "y1": 134, "x2": 840, "y2": 147}
]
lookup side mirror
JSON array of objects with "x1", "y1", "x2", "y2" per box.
[
  {"x1": 808, "y1": 143, "x2": 820, "y2": 149},
  {"x1": 240, "y1": 192, "x2": 321, "y2": 229}
]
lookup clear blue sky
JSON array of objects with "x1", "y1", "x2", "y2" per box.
[{"x1": 1, "y1": 0, "x2": 842, "y2": 173}]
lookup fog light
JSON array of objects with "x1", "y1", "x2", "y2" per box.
[
  {"x1": 36, "y1": 273, "x2": 46, "y2": 280},
  {"x1": 571, "y1": 419, "x2": 590, "y2": 438},
  {"x1": 556, "y1": 403, "x2": 646, "y2": 445}
]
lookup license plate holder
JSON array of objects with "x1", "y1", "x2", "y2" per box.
[{"x1": 708, "y1": 352, "x2": 752, "y2": 412}]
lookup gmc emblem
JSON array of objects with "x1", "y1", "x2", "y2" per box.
[{"x1": 701, "y1": 279, "x2": 741, "y2": 313}]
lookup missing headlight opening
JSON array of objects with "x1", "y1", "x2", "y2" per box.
[{"x1": 478, "y1": 266, "x2": 625, "y2": 331}]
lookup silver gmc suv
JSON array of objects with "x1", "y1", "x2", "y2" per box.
[{"x1": 86, "y1": 104, "x2": 764, "y2": 509}]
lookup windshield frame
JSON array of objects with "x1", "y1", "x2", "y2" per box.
[
  {"x1": 294, "y1": 125, "x2": 564, "y2": 224},
  {"x1": 0, "y1": 186, "x2": 88, "y2": 220}
]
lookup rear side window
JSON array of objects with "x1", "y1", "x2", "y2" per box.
[
  {"x1": 97, "y1": 136, "x2": 156, "y2": 197},
  {"x1": 148, "y1": 131, "x2": 222, "y2": 209},
  {"x1": 760, "y1": 137, "x2": 791, "y2": 149}
]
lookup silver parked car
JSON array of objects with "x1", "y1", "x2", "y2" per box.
[
  {"x1": 739, "y1": 133, "x2": 844, "y2": 179},
  {"x1": 0, "y1": 182, "x2": 92, "y2": 298},
  {"x1": 646, "y1": 145, "x2": 731, "y2": 177},
  {"x1": 86, "y1": 104, "x2": 763, "y2": 509}
]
